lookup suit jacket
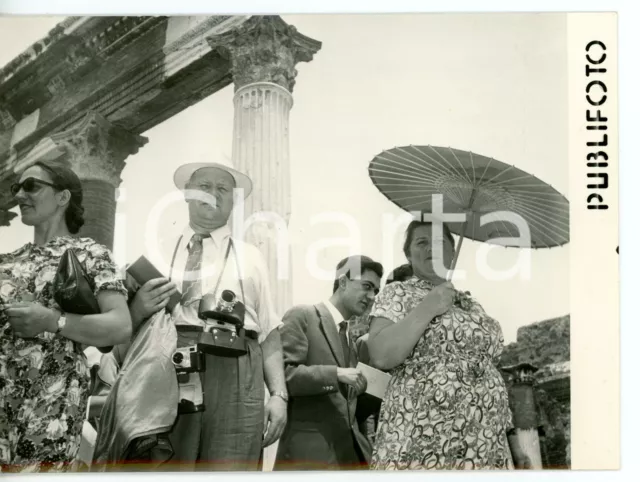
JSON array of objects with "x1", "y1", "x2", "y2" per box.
[{"x1": 274, "y1": 303, "x2": 372, "y2": 470}]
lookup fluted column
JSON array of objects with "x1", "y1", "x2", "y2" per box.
[
  {"x1": 503, "y1": 363, "x2": 544, "y2": 469},
  {"x1": 232, "y1": 82, "x2": 294, "y2": 311},
  {"x1": 14, "y1": 112, "x2": 147, "y2": 250},
  {"x1": 207, "y1": 16, "x2": 321, "y2": 317},
  {"x1": 208, "y1": 16, "x2": 321, "y2": 472}
]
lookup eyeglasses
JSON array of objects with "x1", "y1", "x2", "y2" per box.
[
  {"x1": 10, "y1": 177, "x2": 57, "y2": 197},
  {"x1": 349, "y1": 279, "x2": 380, "y2": 296}
]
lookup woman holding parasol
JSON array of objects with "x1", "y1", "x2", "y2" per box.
[
  {"x1": 367, "y1": 219, "x2": 526, "y2": 469},
  {"x1": 366, "y1": 145, "x2": 569, "y2": 470}
]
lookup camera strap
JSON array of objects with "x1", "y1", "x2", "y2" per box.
[
  {"x1": 168, "y1": 234, "x2": 245, "y2": 305},
  {"x1": 210, "y1": 238, "x2": 246, "y2": 306},
  {"x1": 168, "y1": 235, "x2": 183, "y2": 282},
  {"x1": 231, "y1": 240, "x2": 246, "y2": 305}
]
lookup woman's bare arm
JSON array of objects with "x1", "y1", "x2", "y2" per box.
[
  {"x1": 367, "y1": 303, "x2": 436, "y2": 371},
  {"x1": 52, "y1": 291, "x2": 132, "y2": 347}
]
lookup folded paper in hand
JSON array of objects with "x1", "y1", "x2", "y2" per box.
[
  {"x1": 126, "y1": 256, "x2": 182, "y2": 311},
  {"x1": 356, "y1": 362, "x2": 391, "y2": 399}
]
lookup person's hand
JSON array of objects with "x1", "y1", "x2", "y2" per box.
[
  {"x1": 420, "y1": 281, "x2": 455, "y2": 318},
  {"x1": 337, "y1": 367, "x2": 368, "y2": 395},
  {"x1": 510, "y1": 443, "x2": 533, "y2": 469},
  {"x1": 513, "y1": 451, "x2": 533, "y2": 469},
  {"x1": 508, "y1": 434, "x2": 533, "y2": 469},
  {"x1": 263, "y1": 395, "x2": 287, "y2": 447},
  {"x1": 130, "y1": 278, "x2": 177, "y2": 322},
  {"x1": 3, "y1": 302, "x2": 58, "y2": 338},
  {"x1": 354, "y1": 374, "x2": 367, "y2": 395},
  {"x1": 518, "y1": 455, "x2": 533, "y2": 469}
]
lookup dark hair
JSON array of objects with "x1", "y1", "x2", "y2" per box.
[
  {"x1": 386, "y1": 263, "x2": 413, "y2": 284},
  {"x1": 403, "y1": 220, "x2": 455, "y2": 259},
  {"x1": 332, "y1": 255, "x2": 384, "y2": 293},
  {"x1": 32, "y1": 161, "x2": 85, "y2": 234}
]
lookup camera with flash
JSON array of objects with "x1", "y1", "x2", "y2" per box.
[
  {"x1": 197, "y1": 290, "x2": 248, "y2": 357},
  {"x1": 171, "y1": 345, "x2": 205, "y2": 374},
  {"x1": 171, "y1": 346, "x2": 206, "y2": 414}
]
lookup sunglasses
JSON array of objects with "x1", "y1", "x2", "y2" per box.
[{"x1": 10, "y1": 177, "x2": 57, "y2": 197}]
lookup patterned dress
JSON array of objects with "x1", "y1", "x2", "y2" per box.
[
  {"x1": 369, "y1": 276, "x2": 514, "y2": 470},
  {"x1": 0, "y1": 236, "x2": 127, "y2": 473}
]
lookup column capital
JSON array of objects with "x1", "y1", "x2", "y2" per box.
[
  {"x1": 51, "y1": 112, "x2": 148, "y2": 187},
  {"x1": 207, "y1": 15, "x2": 321, "y2": 92},
  {"x1": 0, "y1": 208, "x2": 18, "y2": 227},
  {"x1": 14, "y1": 111, "x2": 147, "y2": 187}
]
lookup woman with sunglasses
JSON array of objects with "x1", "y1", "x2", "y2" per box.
[{"x1": 0, "y1": 161, "x2": 131, "y2": 473}]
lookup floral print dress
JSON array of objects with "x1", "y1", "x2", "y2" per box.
[
  {"x1": 369, "y1": 276, "x2": 514, "y2": 470},
  {"x1": 0, "y1": 236, "x2": 127, "y2": 473}
]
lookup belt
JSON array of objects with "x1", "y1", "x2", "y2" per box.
[{"x1": 175, "y1": 324, "x2": 259, "y2": 340}]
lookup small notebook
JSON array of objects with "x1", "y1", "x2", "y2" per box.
[
  {"x1": 126, "y1": 256, "x2": 182, "y2": 311},
  {"x1": 356, "y1": 362, "x2": 392, "y2": 399}
]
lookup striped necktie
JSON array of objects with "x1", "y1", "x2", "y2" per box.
[{"x1": 181, "y1": 233, "x2": 207, "y2": 305}]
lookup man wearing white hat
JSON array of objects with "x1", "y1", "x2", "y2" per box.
[{"x1": 128, "y1": 162, "x2": 288, "y2": 471}]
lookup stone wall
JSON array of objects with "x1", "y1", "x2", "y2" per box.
[
  {"x1": 500, "y1": 316, "x2": 571, "y2": 469},
  {"x1": 535, "y1": 385, "x2": 571, "y2": 468},
  {"x1": 501, "y1": 316, "x2": 570, "y2": 367}
]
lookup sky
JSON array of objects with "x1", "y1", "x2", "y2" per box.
[{"x1": 0, "y1": 13, "x2": 569, "y2": 343}]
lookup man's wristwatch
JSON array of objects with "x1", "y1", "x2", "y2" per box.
[
  {"x1": 270, "y1": 390, "x2": 289, "y2": 403},
  {"x1": 55, "y1": 311, "x2": 67, "y2": 334}
]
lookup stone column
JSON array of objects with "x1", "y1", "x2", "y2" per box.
[
  {"x1": 503, "y1": 363, "x2": 544, "y2": 469},
  {"x1": 0, "y1": 208, "x2": 17, "y2": 228},
  {"x1": 207, "y1": 16, "x2": 321, "y2": 471},
  {"x1": 208, "y1": 16, "x2": 321, "y2": 316},
  {"x1": 14, "y1": 111, "x2": 147, "y2": 250},
  {"x1": 231, "y1": 83, "x2": 294, "y2": 310}
]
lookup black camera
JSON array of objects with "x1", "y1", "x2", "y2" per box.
[
  {"x1": 197, "y1": 290, "x2": 248, "y2": 357},
  {"x1": 171, "y1": 345, "x2": 205, "y2": 373}
]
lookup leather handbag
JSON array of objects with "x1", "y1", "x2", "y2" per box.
[
  {"x1": 53, "y1": 248, "x2": 100, "y2": 314},
  {"x1": 53, "y1": 248, "x2": 113, "y2": 353}
]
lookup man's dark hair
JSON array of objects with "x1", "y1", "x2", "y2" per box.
[
  {"x1": 332, "y1": 255, "x2": 384, "y2": 293},
  {"x1": 402, "y1": 220, "x2": 455, "y2": 259}
]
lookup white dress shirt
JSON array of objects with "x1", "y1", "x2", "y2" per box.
[
  {"x1": 322, "y1": 299, "x2": 349, "y2": 344},
  {"x1": 162, "y1": 224, "x2": 282, "y2": 344}
]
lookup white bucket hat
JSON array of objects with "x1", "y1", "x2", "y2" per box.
[{"x1": 173, "y1": 162, "x2": 253, "y2": 198}]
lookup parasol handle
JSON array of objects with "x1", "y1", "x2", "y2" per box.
[
  {"x1": 446, "y1": 188, "x2": 476, "y2": 282},
  {"x1": 447, "y1": 220, "x2": 467, "y2": 281}
]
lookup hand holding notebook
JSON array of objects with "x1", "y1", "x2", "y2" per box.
[
  {"x1": 126, "y1": 256, "x2": 182, "y2": 311},
  {"x1": 356, "y1": 362, "x2": 392, "y2": 400}
]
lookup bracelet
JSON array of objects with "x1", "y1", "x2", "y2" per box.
[
  {"x1": 50, "y1": 308, "x2": 66, "y2": 335},
  {"x1": 270, "y1": 390, "x2": 289, "y2": 403}
]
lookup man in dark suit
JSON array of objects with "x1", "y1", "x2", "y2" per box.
[{"x1": 274, "y1": 255, "x2": 384, "y2": 470}]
